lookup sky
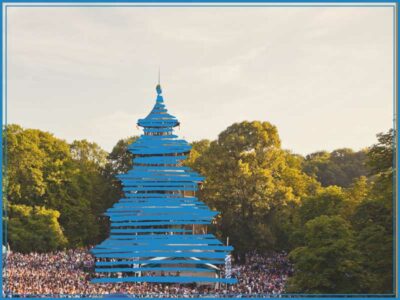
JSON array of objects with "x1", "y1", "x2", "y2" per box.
[{"x1": 6, "y1": 5, "x2": 394, "y2": 155}]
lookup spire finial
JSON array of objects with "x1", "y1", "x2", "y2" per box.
[{"x1": 156, "y1": 68, "x2": 162, "y2": 95}]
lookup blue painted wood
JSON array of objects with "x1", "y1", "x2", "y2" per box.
[
  {"x1": 92, "y1": 276, "x2": 238, "y2": 284},
  {"x1": 91, "y1": 84, "x2": 237, "y2": 284},
  {"x1": 95, "y1": 260, "x2": 224, "y2": 266}
]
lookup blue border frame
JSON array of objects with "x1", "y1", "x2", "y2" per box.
[{"x1": 0, "y1": 1, "x2": 397, "y2": 299}]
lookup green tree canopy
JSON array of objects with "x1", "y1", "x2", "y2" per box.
[
  {"x1": 3, "y1": 125, "x2": 117, "y2": 248},
  {"x1": 7, "y1": 204, "x2": 68, "y2": 253},
  {"x1": 106, "y1": 136, "x2": 137, "y2": 176},
  {"x1": 287, "y1": 215, "x2": 363, "y2": 294},
  {"x1": 298, "y1": 186, "x2": 356, "y2": 224},
  {"x1": 367, "y1": 129, "x2": 394, "y2": 176},
  {"x1": 348, "y1": 129, "x2": 395, "y2": 294},
  {"x1": 188, "y1": 121, "x2": 319, "y2": 254},
  {"x1": 366, "y1": 129, "x2": 395, "y2": 206},
  {"x1": 303, "y1": 148, "x2": 368, "y2": 188},
  {"x1": 4, "y1": 124, "x2": 72, "y2": 207},
  {"x1": 184, "y1": 139, "x2": 210, "y2": 173},
  {"x1": 288, "y1": 129, "x2": 394, "y2": 295},
  {"x1": 70, "y1": 139, "x2": 108, "y2": 168}
]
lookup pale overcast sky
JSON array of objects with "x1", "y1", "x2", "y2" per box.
[{"x1": 6, "y1": 5, "x2": 394, "y2": 155}]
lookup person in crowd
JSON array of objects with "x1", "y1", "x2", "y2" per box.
[{"x1": 3, "y1": 248, "x2": 292, "y2": 297}]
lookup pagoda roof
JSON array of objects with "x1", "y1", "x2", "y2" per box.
[{"x1": 137, "y1": 85, "x2": 180, "y2": 128}]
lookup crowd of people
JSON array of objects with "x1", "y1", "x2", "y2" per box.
[
  {"x1": 228, "y1": 251, "x2": 293, "y2": 295},
  {"x1": 3, "y1": 248, "x2": 292, "y2": 298}
]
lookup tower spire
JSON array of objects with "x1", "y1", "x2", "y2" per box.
[{"x1": 156, "y1": 67, "x2": 162, "y2": 96}]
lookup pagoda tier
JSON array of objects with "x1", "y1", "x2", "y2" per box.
[{"x1": 91, "y1": 84, "x2": 236, "y2": 284}]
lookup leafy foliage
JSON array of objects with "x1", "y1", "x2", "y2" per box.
[
  {"x1": 287, "y1": 215, "x2": 363, "y2": 294},
  {"x1": 7, "y1": 204, "x2": 67, "y2": 253},
  {"x1": 287, "y1": 129, "x2": 394, "y2": 294},
  {"x1": 3, "y1": 125, "x2": 121, "y2": 249},
  {"x1": 351, "y1": 129, "x2": 394, "y2": 294},
  {"x1": 106, "y1": 136, "x2": 137, "y2": 176},
  {"x1": 303, "y1": 148, "x2": 368, "y2": 187},
  {"x1": 186, "y1": 121, "x2": 319, "y2": 254},
  {"x1": 367, "y1": 129, "x2": 394, "y2": 176}
]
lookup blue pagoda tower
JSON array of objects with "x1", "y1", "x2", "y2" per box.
[{"x1": 91, "y1": 83, "x2": 236, "y2": 284}]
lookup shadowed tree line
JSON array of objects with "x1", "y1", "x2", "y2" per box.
[{"x1": 2, "y1": 122, "x2": 394, "y2": 294}]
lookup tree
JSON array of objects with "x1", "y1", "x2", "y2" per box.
[
  {"x1": 4, "y1": 124, "x2": 72, "y2": 207},
  {"x1": 350, "y1": 198, "x2": 393, "y2": 294},
  {"x1": 367, "y1": 129, "x2": 395, "y2": 206},
  {"x1": 298, "y1": 186, "x2": 353, "y2": 225},
  {"x1": 101, "y1": 136, "x2": 138, "y2": 222},
  {"x1": 70, "y1": 139, "x2": 108, "y2": 167},
  {"x1": 270, "y1": 151, "x2": 321, "y2": 251},
  {"x1": 4, "y1": 125, "x2": 117, "y2": 248},
  {"x1": 348, "y1": 129, "x2": 395, "y2": 294},
  {"x1": 8, "y1": 204, "x2": 67, "y2": 253},
  {"x1": 185, "y1": 139, "x2": 211, "y2": 172},
  {"x1": 285, "y1": 185, "x2": 362, "y2": 251},
  {"x1": 189, "y1": 121, "x2": 318, "y2": 255},
  {"x1": 287, "y1": 215, "x2": 363, "y2": 294},
  {"x1": 303, "y1": 148, "x2": 368, "y2": 188},
  {"x1": 105, "y1": 136, "x2": 137, "y2": 176},
  {"x1": 367, "y1": 129, "x2": 394, "y2": 176},
  {"x1": 345, "y1": 176, "x2": 370, "y2": 205},
  {"x1": 287, "y1": 129, "x2": 394, "y2": 295},
  {"x1": 61, "y1": 140, "x2": 116, "y2": 246}
]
